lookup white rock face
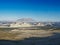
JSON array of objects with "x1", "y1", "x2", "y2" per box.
[
  {"x1": 10, "y1": 22, "x2": 33, "y2": 27},
  {"x1": 36, "y1": 23, "x2": 45, "y2": 26}
]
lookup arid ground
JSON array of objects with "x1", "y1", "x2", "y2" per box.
[{"x1": 0, "y1": 29, "x2": 60, "y2": 45}]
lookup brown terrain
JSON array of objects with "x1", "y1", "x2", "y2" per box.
[{"x1": 0, "y1": 29, "x2": 60, "y2": 45}]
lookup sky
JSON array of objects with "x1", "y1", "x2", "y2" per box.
[{"x1": 0, "y1": 0, "x2": 60, "y2": 22}]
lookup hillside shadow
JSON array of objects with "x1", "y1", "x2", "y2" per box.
[{"x1": 0, "y1": 33, "x2": 60, "y2": 45}]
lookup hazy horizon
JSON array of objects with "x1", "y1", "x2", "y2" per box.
[{"x1": 0, "y1": 0, "x2": 60, "y2": 22}]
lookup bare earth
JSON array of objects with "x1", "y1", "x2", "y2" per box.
[
  {"x1": 0, "y1": 29, "x2": 60, "y2": 40},
  {"x1": 0, "y1": 29, "x2": 60, "y2": 45}
]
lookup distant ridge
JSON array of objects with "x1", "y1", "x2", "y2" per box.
[{"x1": 17, "y1": 18, "x2": 36, "y2": 22}]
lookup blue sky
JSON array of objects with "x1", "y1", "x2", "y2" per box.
[{"x1": 0, "y1": 0, "x2": 60, "y2": 22}]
